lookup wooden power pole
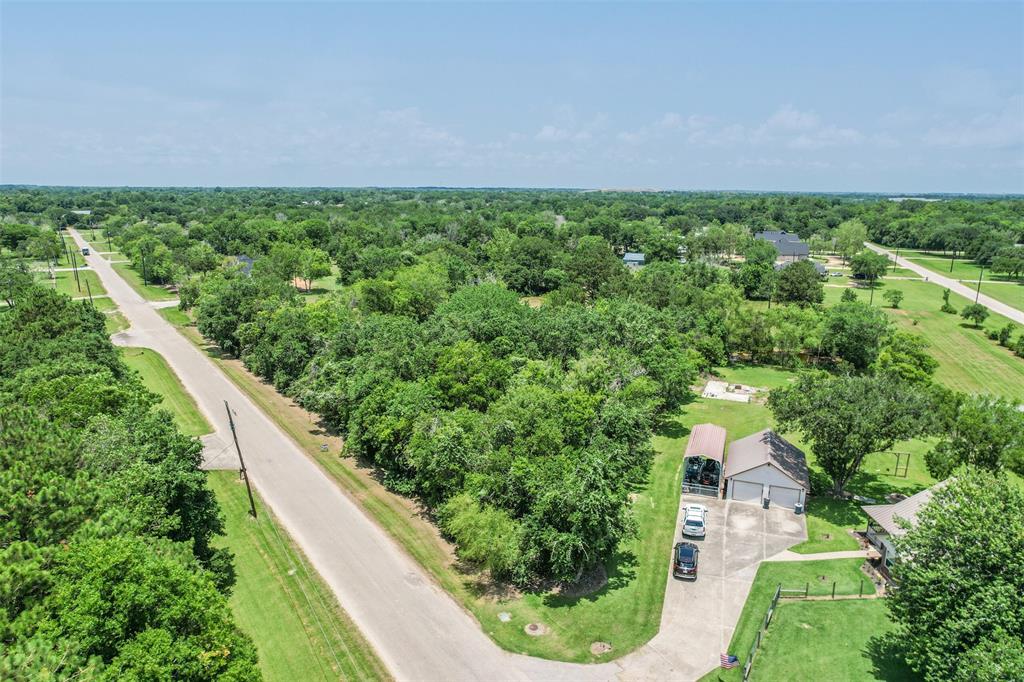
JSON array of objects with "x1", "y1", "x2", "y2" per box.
[{"x1": 224, "y1": 400, "x2": 258, "y2": 518}]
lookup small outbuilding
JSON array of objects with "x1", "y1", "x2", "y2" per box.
[
  {"x1": 623, "y1": 252, "x2": 645, "y2": 269},
  {"x1": 724, "y1": 429, "x2": 809, "y2": 509},
  {"x1": 682, "y1": 423, "x2": 726, "y2": 496}
]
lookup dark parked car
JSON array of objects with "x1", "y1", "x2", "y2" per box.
[
  {"x1": 81, "y1": 247, "x2": 90, "y2": 256},
  {"x1": 673, "y1": 541, "x2": 699, "y2": 580}
]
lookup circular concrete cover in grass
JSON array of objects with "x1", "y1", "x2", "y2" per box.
[{"x1": 524, "y1": 623, "x2": 550, "y2": 636}]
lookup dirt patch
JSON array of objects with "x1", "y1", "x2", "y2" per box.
[
  {"x1": 524, "y1": 622, "x2": 550, "y2": 637},
  {"x1": 553, "y1": 563, "x2": 608, "y2": 599},
  {"x1": 590, "y1": 642, "x2": 613, "y2": 655}
]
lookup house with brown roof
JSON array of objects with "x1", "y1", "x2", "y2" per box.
[
  {"x1": 723, "y1": 429, "x2": 809, "y2": 509},
  {"x1": 862, "y1": 484, "x2": 940, "y2": 574}
]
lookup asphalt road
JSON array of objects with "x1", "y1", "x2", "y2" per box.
[
  {"x1": 865, "y1": 242, "x2": 1024, "y2": 325},
  {"x1": 69, "y1": 229, "x2": 808, "y2": 681}
]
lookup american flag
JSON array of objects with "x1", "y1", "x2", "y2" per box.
[{"x1": 720, "y1": 654, "x2": 738, "y2": 669}]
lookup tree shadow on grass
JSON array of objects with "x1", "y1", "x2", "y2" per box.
[
  {"x1": 655, "y1": 419, "x2": 689, "y2": 441},
  {"x1": 865, "y1": 633, "x2": 919, "y2": 681},
  {"x1": 540, "y1": 549, "x2": 640, "y2": 609}
]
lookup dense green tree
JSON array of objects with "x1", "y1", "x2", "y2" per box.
[
  {"x1": 926, "y1": 395, "x2": 1024, "y2": 478},
  {"x1": 769, "y1": 373, "x2": 931, "y2": 495},
  {"x1": 959, "y1": 303, "x2": 989, "y2": 328},
  {"x1": 873, "y1": 331, "x2": 938, "y2": 384},
  {"x1": 882, "y1": 288, "x2": 904, "y2": 308},
  {"x1": 774, "y1": 260, "x2": 824, "y2": 306},
  {"x1": 34, "y1": 536, "x2": 258, "y2": 679},
  {"x1": 820, "y1": 301, "x2": 891, "y2": 370},
  {"x1": 887, "y1": 470, "x2": 1024, "y2": 681},
  {"x1": 849, "y1": 249, "x2": 890, "y2": 282}
]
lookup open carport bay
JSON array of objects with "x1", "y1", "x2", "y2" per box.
[{"x1": 622, "y1": 496, "x2": 806, "y2": 680}]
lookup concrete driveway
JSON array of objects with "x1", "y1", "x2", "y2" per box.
[{"x1": 623, "y1": 496, "x2": 806, "y2": 679}]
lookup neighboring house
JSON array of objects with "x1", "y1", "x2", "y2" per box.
[
  {"x1": 775, "y1": 260, "x2": 827, "y2": 277},
  {"x1": 232, "y1": 255, "x2": 255, "y2": 276},
  {"x1": 623, "y1": 252, "x2": 645, "y2": 269},
  {"x1": 723, "y1": 429, "x2": 809, "y2": 509},
  {"x1": 862, "y1": 484, "x2": 940, "y2": 574},
  {"x1": 682, "y1": 423, "x2": 727, "y2": 496},
  {"x1": 755, "y1": 230, "x2": 810, "y2": 261}
]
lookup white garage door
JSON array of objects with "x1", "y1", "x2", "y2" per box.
[
  {"x1": 768, "y1": 485, "x2": 803, "y2": 509},
  {"x1": 730, "y1": 480, "x2": 764, "y2": 504}
]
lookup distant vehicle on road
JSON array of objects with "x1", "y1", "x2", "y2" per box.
[
  {"x1": 673, "y1": 542, "x2": 699, "y2": 580},
  {"x1": 682, "y1": 504, "x2": 708, "y2": 538},
  {"x1": 81, "y1": 247, "x2": 90, "y2": 256}
]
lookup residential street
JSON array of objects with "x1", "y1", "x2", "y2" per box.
[
  {"x1": 67, "y1": 229, "x2": 616, "y2": 682},
  {"x1": 865, "y1": 243, "x2": 1024, "y2": 324},
  {"x1": 68, "y1": 229, "x2": 807, "y2": 681}
]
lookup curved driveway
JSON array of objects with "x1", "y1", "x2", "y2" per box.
[
  {"x1": 865, "y1": 242, "x2": 1024, "y2": 324},
  {"x1": 69, "y1": 229, "x2": 804, "y2": 681}
]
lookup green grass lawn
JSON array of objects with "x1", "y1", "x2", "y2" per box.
[
  {"x1": 792, "y1": 439, "x2": 936, "y2": 553},
  {"x1": 823, "y1": 280, "x2": 1024, "y2": 402},
  {"x1": 119, "y1": 347, "x2": 212, "y2": 436},
  {"x1": 902, "y1": 256, "x2": 1023, "y2": 309},
  {"x1": 158, "y1": 306, "x2": 193, "y2": 327},
  {"x1": 42, "y1": 268, "x2": 107, "y2": 298},
  {"x1": 700, "y1": 558, "x2": 873, "y2": 682},
  {"x1": 752, "y1": 600, "x2": 917, "y2": 681},
  {"x1": 208, "y1": 471, "x2": 391, "y2": 682},
  {"x1": 112, "y1": 262, "x2": 179, "y2": 301},
  {"x1": 105, "y1": 311, "x2": 130, "y2": 334}
]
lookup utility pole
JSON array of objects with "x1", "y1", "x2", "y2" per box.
[
  {"x1": 70, "y1": 251, "x2": 81, "y2": 293},
  {"x1": 142, "y1": 252, "x2": 148, "y2": 286},
  {"x1": 224, "y1": 400, "x2": 257, "y2": 518},
  {"x1": 869, "y1": 276, "x2": 876, "y2": 306},
  {"x1": 891, "y1": 246, "x2": 900, "y2": 274},
  {"x1": 85, "y1": 279, "x2": 94, "y2": 306},
  {"x1": 975, "y1": 264, "x2": 985, "y2": 304}
]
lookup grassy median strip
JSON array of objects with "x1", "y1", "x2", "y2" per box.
[
  {"x1": 119, "y1": 346, "x2": 212, "y2": 436},
  {"x1": 208, "y1": 471, "x2": 392, "y2": 682}
]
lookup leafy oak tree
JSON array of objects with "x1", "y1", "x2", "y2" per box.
[{"x1": 768, "y1": 373, "x2": 932, "y2": 495}]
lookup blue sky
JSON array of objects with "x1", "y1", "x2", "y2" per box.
[{"x1": 2, "y1": 1, "x2": 1022, "y2": 192}]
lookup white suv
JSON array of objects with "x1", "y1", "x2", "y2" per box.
[{"x1": 682, "y1": 504, "x2": 708, "y2": 538}]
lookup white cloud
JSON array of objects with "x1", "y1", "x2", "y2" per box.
[{"x1": 922, "y1": 96, "x2": 1024, "y2": 149}]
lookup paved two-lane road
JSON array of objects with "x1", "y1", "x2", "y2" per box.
[{"x1": 865, "y1": 243, "x2": 1024, "y2": 325}]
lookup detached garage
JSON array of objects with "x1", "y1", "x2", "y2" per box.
[{"x1": 724, "y1": 429, "x2": 809, "y2": 509}]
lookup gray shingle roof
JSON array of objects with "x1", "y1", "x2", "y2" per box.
[
  {"x1": 862, "y1": 484, "x2": 941, "y2": 536},
  {"x1": 724, "y1": 429, "x2": 810, "y2": 489}
]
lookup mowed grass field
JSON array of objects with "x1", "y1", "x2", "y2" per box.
[
  {"x1": 700, "y1": 558, "x2": 875, "y2": 682},
  {"x1": 40, "y1": 268, "x2": 106, "y2": 298},
  {"x1": 751, "y1": 600, "x2": 917, "y2": 681},
  {"x1": 823, "y1": 280, "x2": 1024, "y2": 402},
  {"x1": 208, "y1": 471, "x2": 391, "y2": 682},
  {"x1": 112, "y1": 262, "x2": 180, "y2": 301},
  {"x1": 119, "y1": 347, "x2": 212, "y2": 436},
  {"x1": 899, "y1": 252, "x2": 1023, "y2": 310}
]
